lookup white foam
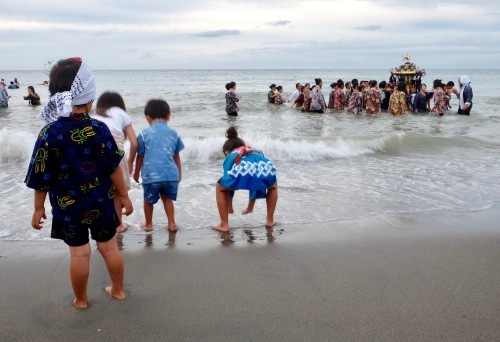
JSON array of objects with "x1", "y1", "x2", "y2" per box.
[{"x1": 0, "y1": 127, "x2": 36, "y2": 163}]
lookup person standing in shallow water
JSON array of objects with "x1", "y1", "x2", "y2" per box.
[
  {"x1": 26, "y1": 57, "x2": 132, "y2": 309},
  {"x1": 457, "y1": 75, "x2": 473, "y2": 115},
  {"x1": 213, "y1": 126, "x2": 278, "y2": 233},
  {"x1": 23, "y1": 86, "x2": 41, "y2": 105},
  {"x1": 225, "y1": 81, "x2": 240, "y2": 116}
]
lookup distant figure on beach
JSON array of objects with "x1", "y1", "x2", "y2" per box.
[
  {"x1": 23, "y1": 86, "x2": 41, "y2": 106},
  {"x1": 347, "y1": 80, "x2": 363, "y2": 114},
  {"x1": 213, "y1": 126, "x2": 278, "y2": 232},
  {"x1": 8, "y1": 81, "x2": 18, "y2": 89},
  {"x1": 288, "y1": 82, "x2": 302, "y2": 104},
  {"x1": 389, "y1": 82, "x2": 409, "y2": 115},
  {"x1": 92, "y1": 91, "x2": 138, "y2": 233},
  {"x1": 268, "y1": 84, "x2": 277, "y2": 103},
  {"x1": 274, "y1": 85, "x2": 285, "y2": 105},
  {"x1": 379, "y1": 81, "x2": 391, "y2": 112},
  {"x1": 327, "y1": 82, "x2": 337, "y2": 109},
  {"x1": 0, "y1": 81, "x2": 11, "y2": 108},
  {"x1": 431, "y1": 79, "x2": 447, "y2": 116},
  {"x1": 334, "y1": 79, "x2": 345, "y2": 110},
  {"x1": 344, "y1": 81, "x2": 352, "y2": 105},
  {"x1": 445, "y1": 81, "x2": 455, "y2": 109},
  {"x1": 457, "y1": 75, "x2": 473, "y2": 115},
  {"x1": 290, "y1": 83, "x2": 305, "y2": 109},
  {"x1": 301, "y1": 83, "x2": 312, "y2": 112},
  {"x1": 310, "y1": 78, "x2": 326, "y2": 113},
  {"x1": 133, "y1": 99, "x2": 184, "y2": 232},
  {"x1": 225, "y1": 81, "x2": 240, "y2": 116},
  {"x1": 41, "y1": 80, "x2": 49, "y2": 85},
  {"x1": 365, "y1": 80, "x2": 381, "y2": 115},
  {"x1": 26, "y1": 57, "x2": 132, "y2": 309},
  {"x1": 413, "y1": 84, "x2": 428, "y2": 113}
]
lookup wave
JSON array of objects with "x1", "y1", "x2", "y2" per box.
[
  {"x1": 181, "y1": 132, "x2": 407, "y2": 163},
  {"x1": 0, "y1": 127, "x2": 36, "y2": 163}
]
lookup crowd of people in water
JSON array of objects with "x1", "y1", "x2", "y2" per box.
[
  {"x1": 0, "y1": 77, "x2": 46, "y2": 108},
  {"x1": 225, "y1": 76, "x2": 473, "y2": 117}
]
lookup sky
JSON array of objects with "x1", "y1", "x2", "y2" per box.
[{"x1": 1, "y1": 0, "x2": 499, "y2": 70}]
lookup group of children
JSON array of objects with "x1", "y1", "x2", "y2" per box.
[{"x1": 25, "y1": 58, "x2": 279, "y2": 309}]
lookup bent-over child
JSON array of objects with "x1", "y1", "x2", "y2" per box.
[
  {"x1": 133, "y1": 99, "x2": 184, "y2": 232},
  {"x1": 213, "y1": 126, "x2": 278, "y2": 232}
]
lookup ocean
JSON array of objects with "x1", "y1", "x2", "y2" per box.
[{"x1": 1, "y1": 69, "x2": 499, "y2": 241}]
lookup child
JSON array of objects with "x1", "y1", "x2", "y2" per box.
[
  {"x1": 133, "y1": 99, "x2": 184, "y2": 232},
  {"x1": 92, "y1": 91, "x2": 138, "y2": 232},
  {"x1": 225, "y1": 81, "x2": 240, "y2": 116},
  {"x1": 213, "y1": 126, "x2": 278, "y2": 232},
  {"x1": 26, "y1": 57, "x2": 133, "y2": 309}
]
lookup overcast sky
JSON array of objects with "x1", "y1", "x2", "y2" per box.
[{"x1": 1, "y1": 0, "x2": 499, "y2": 70}]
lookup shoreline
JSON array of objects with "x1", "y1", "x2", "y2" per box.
[{"x1": 1, "y1": 206, "x2": 500, "y2": 341}]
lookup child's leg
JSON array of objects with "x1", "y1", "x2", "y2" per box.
[
  {"x1": 69, "y1": 243, "x2": 91, "y2": 308},
  {"x1": 227, "y1": 191, "x2": 234, "y2": 214},
  {"x1": 213, "y1": 183, "x2": 230, "y2": 232},
  {"x1": 114, "y1": 197, "x2": 128, "y2": 233},
  {"x1": 97, "y1": 237, "x2": 126, "y2": 300},
  {"x1": 141, "y1": 200, "x2": 154, "y2": 231},
  {"x1": 160, "y1": 194, "x2": 177, "y2": 232},
  {"x1": 265, "y1": 183, "x2": 278, "y2": 228},
  {"x1": 242, "y1": 199, "x2": 256, "y2": 215}
]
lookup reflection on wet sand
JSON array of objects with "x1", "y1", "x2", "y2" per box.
[
  {"x1": 166, "y1": 231, "x2": 177, "y2": 247},
  {"x1": 218, "y1": 227, "x2": 285, "y2": 245}
]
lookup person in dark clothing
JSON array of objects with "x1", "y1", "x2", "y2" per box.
[{"x1": 413, "y1": 83, "x2": 428, "y2": 113}]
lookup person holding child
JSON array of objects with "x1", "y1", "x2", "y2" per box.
[
  {"x1": 213, "y1": 126, "x2": 278, "y2": 233},
  {"x1": 133, "y1": 99, "x2": 184, "y2": 232},
  {"x1": 92, "y1": 91, "x2": 138, "y2": 233},
  {"x1": 26, "y1": 57, "x2": 133, "y2": 309}
]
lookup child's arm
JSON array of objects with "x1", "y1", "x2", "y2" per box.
[
  {"x1": 133, "y1": 155, "x2": 143, "y2": 183},
  {"x1": 124, "y1": 124, "x2": 138, "y2": 175},
  {"x1": 32, "y1": 190, "x2": 48, "y2": 230},
  {"x1": 110, "y1": 167, "x2": 133, "y2": 216},
  {"x1": 173, "y1": 153, "x2": 182, "y2": 182}
]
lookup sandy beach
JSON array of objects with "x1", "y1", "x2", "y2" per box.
[{"x1": 1, "y1": 206, "x2": 500, "y2": 342}]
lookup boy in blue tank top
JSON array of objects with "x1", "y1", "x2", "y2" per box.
[{"x1": 133, "y1": 99, "x2": 184, "y2": 232}]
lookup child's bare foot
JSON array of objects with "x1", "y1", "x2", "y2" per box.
[
  {"x1": 241, "y1": 208, "x2": 253, "y2": 215},
  {"x1": 105, "y1": 286, "x2": 126, "y2": 300},
  {"x1": 140, "y1": 222, "x2": 153, "y2": 231},
  {"x1": 168, "y1": 223, "x2": 177, "y2": 232},
  {"x1": 228, "y1": 208, "x2": 234, "y2": 214},
  {"x1": 73, "y1": 298, "x2": 88, "y2": 309},
  {"x1": 265, "y1": 220, "x2": 276, "y2": 228},
  {"x1": 213, "y1": 223, "x2": 230, "y2": 233},
  {"x1": 116, "y1": 222, "x2": 128, "y2": 233}
]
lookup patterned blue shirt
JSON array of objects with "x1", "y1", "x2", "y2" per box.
[{"x1": 137, "y1": 121, "x2": 184, "y2": 184}]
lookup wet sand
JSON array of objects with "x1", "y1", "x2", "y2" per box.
[{"x1": 1, "y1": 206, "x2": 500, "y2": 341}]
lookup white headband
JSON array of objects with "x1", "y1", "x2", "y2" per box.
[{"x1": 38, "y1": 60, "x2": 96, "y2": 124}]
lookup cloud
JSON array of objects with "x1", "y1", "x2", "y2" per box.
[
  {"x1": 353, "y1": 25, "x2": 382, "y2": 31},
  {"x1": 192, "y1": 29, "x2": 241, "y2": 38},
  {"x1": 267, "y1": 20, "x2": 291, "y2": 26}
]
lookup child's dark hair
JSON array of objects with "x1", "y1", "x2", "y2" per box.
[
  {"x1": 223, "y1": 126, "x2": 245, "y2": 153},
  {"x1": 369, "y1": 80, "x2": 378, "y2": 88},
  {"x1": 446, "y1": 81, "x2": 455, "y2": 87},
  {"x1": 315, "y1": 78, "x2": 322, "y2": 85},
  {"x1": 144, "y1": 99, "x2": 170, "y2": 119},
  {"x1": 337, "y1": 79, "x2": 344, "y2": 87},
  {"x1": 269, "y1": 84, "x2": 276, "y2": 89},
  {"x1": 27, "y1": 85, "x2": 36, "y2": 93},
  {"x1": 225, "y1": 83, "x2": 230, "y2": 90},
  {"x1": 96, "y1": 91, "x2": 126, "y2": 116},
  {"x1": 379, "y1": 81, "x2": 387, "y2": 88},
  {"x1": 276, "y1": 85, "x2": 283, "y2": 91},
  {"x1": 48, "y1": 58, "x2": 82, "y2": 96}
]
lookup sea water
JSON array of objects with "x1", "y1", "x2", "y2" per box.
[{"x1": 1, "y1": 69, "x2": 499, "y2": 241}]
